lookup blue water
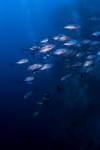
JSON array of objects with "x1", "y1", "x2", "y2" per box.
[{"x1": 1, "y1": 0, "x2": 100, "y2": 149}]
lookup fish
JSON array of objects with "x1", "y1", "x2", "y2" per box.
[
  {"x1": 71, "y1": 62, "x2": 82, "y2": 68},
  {"x1": 40, "y1": 37, "x2": 50, "y2": 43},
  {"x1": 40, "y1": 36, "x2": 52, "y2": 43},
  {"x1": 57, "y1": 34, "x2": 69, "y2": 42},
  {"x1": 89, "y1": 41, "x2": 100, "y2": 46},
  {"x1": 23, "y1": 87, "x2": 38, "y2": 99},
  {"x1": 16, "y1": 76, "x2": 35, "y2": 85},
  {"x1": 64, "y1": 65, "x2": 71, "y2": 71},
  {"x1": 23, "y1": 91, "x2": 34, "y2": 99},
  {"x1": 81, "y1": 39, "x2": 92, "y2": 45},
  {"x1": 53, "y1": 35, "x2": 59, "y2": 40},
  {"x1": 43, "y1": 53, "x2": 51, "y2": 59},
  {"x1": 84, "y1": 60, "x2": 94, "y2": 67},
  {"x1": 27, "y1": 63, "x2": 43, "y2": 71},
  {"x1": 85, "y1": 66, "x2": 94, "y2": 74},
  {"x1": 24, "y1": 76, "x2": 35, "y2": 82},
  {"x1": 92, "y1": 31, "x2": 100, "y2": 36},
  {"x1": 64, "y1": 24, "x2": 82, "y2": 29},
  {"x1": 62, "y1": 49, "x2": 73, "y2": 57},
  {"x1": 90, "y1": 17, "x2": 100, "y2": 21},
  {"x1": 87, "y1": 55, "x2": 97, "y2": 59},
  {"x1": 53, "y1": 48, "x2": 67, "y2": 55},
  {"x1": 39, "y1": 44, "x2": 55, "y2": 53},
  {"x1": 9, "y1": 58, "x2": 30, "y2": 68},
  {"x1": 89, "y1": 45, "x2": 98, "y2": 50},
  {"x1": 76, "y1": 52, "x2": 85, "y2": 58},
  {"x1": 63, "y1": 39, "x2": 77, "y2": 46},
  {"x1": 40, "y1": 63, "x2": 53, "y2": 71}
]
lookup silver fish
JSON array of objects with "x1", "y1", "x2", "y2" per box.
[
  {"x1": 64, "y1": 64, "x2": 71, "y2": 70},
  {"x1": 39, "y1": 44, "x2": 55, "y2": 53},
  {"x1": 9, "y1": 58, "x2": 30, "y2": 68},
  {"x1": 71, "y1": 62, "x2": 82, "y2": 68},
  {"x1": 90, "y1": 41, "x2": 100, "y2": 46},
  {"x1": 57, "y1": 34, "x2": 69, "y2": 42},
  {"x1": 53, "y1": 35, "x2": 59, "y2": 40},
  {"x1": 27, "y1": 63, "x2": 43, "y2": 71},
  {"x1": 16, "y1": 58, "x2": 30, "y2": 64},
  {"x1": 64, "y1": 24, "x2": 82, "y2": 29},
  {"x1": 40, "y1": 63, "x2": 53, "y2": 71},
  {"x1": 53, "y1": 48, "x2": 67, "y2": 55},
  {"x1": 81, "y1": 39, "x2": 92, "y2": 45},
  {"x1": 64, "y1": 39, "x2": 77, "y2": 46},
  {"x1": 90, "y1": 17, "x2": 100, "y2": 21},
  {"x1": 76, "y1": 52, "x2": 85, "y2": 58},
  {"x1": 40, "y1": 37, "x2": 50, "y2": 43},
  {"x1": 86, "y1": 66, "x2": 94, "y2": 74},
  {"x1": 84, "y1": 60, "x2": 94, "y2": 66},
  {"x1": 87, "y1": 55, "x2": 97, "y2": 60},
  {"x1": 24, "y1": 76, "x2": 35, "y2": 82},
  {"x1": 92, "y1": 31, "x2": 100, "y2": 36},
  {"x1": 23, "y1": 91, "x2": 34, "y2": 99}
]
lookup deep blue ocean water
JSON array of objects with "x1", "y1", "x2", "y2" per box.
[{"x1": 1, "y1": 0, "x2": 100, "y2": 150}]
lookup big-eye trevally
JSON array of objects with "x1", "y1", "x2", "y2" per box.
[
  {"x1": 27, "y1": 63, "x2": 43, "y2": 71},
  {"x1": 89, "y1": 17, "x2": 100, "y2": 21},
  {"x1": 9, "y1": 58, "x2": 30, "y2": 68},
  {"x1": 89, "y1": 41, "x2": 100, "y2": 46},
  {"x1": 92, "y1": 31, "x2": 100, "y2": 36},
  {"x1": 40, "y1": 63, "x2": 53, "y2": 71},
  {"x1": 87, "y1": 54, "x2": 97, "y2": 60},
  {"x1": 63, "y1": 24, "x2": 82, "y2": 29},
  {"x1": 53, "y1": 48, "x2": 67, "y2": 55},
  {"x1": 39, "y1": 44, "x2": 55, "y2": 53},
  {"x1": 63, "y1": 39, "x2": 77, "y2": 46},
  {"x1": 84, "y1": 60, "x2": 94, "y2": 66}
]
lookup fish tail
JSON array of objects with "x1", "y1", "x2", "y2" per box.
[
  {"x1": 9, "y1": 62, "x2": 13, "y2": 68},
  {"x1": 20, "y1": 47, "x2": 25, "y2": 52},
  {"x1": 33, "y1": 41, "x2": 38, "y2": 45},
  {"x1": 16, "y1": 81, "x2": 20, "y2": 86},
  {"x1": 20, "y1": 67, "x2": 26, "y2": 71},
  {"x1": 34, "y1": 87, "x2": 39, "y2": 92}
]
